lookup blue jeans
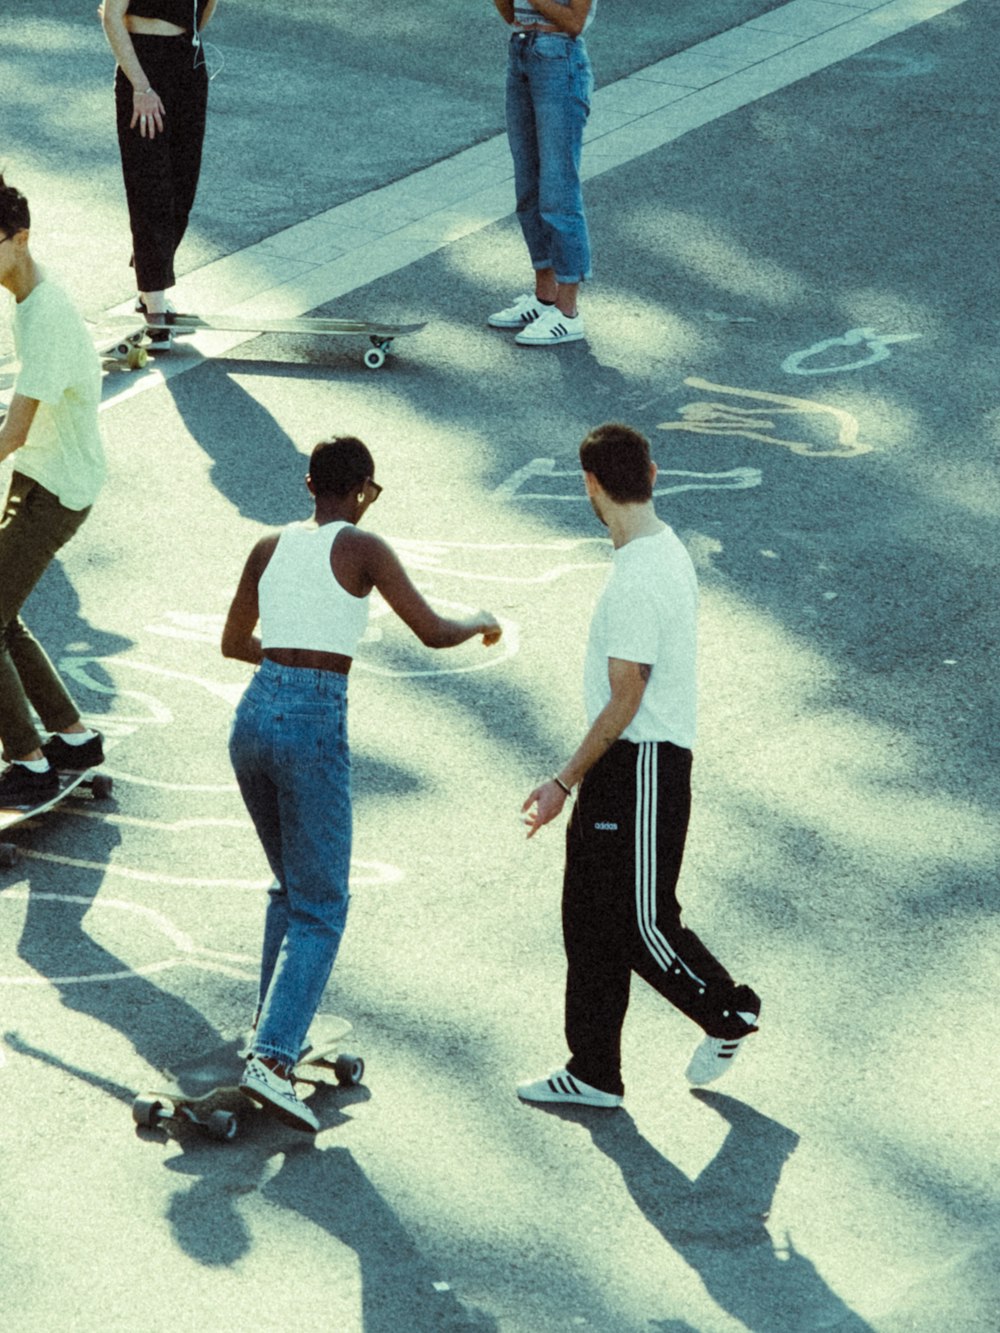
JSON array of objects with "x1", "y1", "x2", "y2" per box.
[
  {"x1": 505, "y1": 32, "x2": 593, "y2": 285},
  {"x1": 229, "y1": 659, "x2": 352, "y2": 1069}
]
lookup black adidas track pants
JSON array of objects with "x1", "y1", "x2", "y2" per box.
[{"x1": 563, "y1": 739, "x2": 760, "y2": 1096}]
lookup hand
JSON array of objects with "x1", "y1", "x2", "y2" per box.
[
  {"x1": 131, "y1": 86, "x2": 166, "y2": 139},
  {"x1": 521, "y1": 779, "x2": 568, "y2": 839},
  {"x1": 478, "y1": 614, "x2": 503, "y2": 647}
]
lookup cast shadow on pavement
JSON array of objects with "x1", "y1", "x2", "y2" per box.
[
  {"x1": 163, "y1": 360, "x2": 309, "y2": 526},
  {"x1": 536, "y1": 1092, "x2": 874, "y2": 1333},
  {"x1": 164, "y1": 1134, "x2": 498, "y2": 1331}
]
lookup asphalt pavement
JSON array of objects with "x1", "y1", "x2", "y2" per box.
[{"x1": 0, "y1": 2, "x2": 997, "y2": 1331}]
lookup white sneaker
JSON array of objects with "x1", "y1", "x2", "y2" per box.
[
  {"x1": 240, "y1": 1055, "x2": 319, "y2": 1132},
  {"x1": 685, "y1": 1032, "x2": 753, "y2": 1086},
  {"x1": 517, "y1": 1068, "x2": 622, "y2": 1108},
  {"x1": 488, "y1": 293, "x2": 550, "y2": 329},
  {"x1": 515, "y1": 305, "x2": 585, "y2": 346}
]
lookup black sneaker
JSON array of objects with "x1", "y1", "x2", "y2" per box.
[
  {"x1": 145, "y1": 323, "x2": 173, "y2": 352},
  {"x1": 42, "y1": 732, "x2": 104, "y2": 773},
  {"x1": 0, "y1": 763, "x2": 59, "y2": 806}
]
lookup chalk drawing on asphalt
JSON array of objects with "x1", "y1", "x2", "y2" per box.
[
  {"x1": 657, "y1": 379, "x2": 874, "y2": 458},
  {"x1": 495, "y1": 457, "x2": 762, "y2": 501},
  {"x1": 389, "y1": 536, "x2": 609, "y2": 584},
  {"x1": 0, "y1": 890, "x2": 258, "y2": 985},
  {"x1": 782, "y1": 327, "x2": 921, "y2": 376},
  {"x1": 4, "y1": 848, "x2": 403, "y2": 889}
]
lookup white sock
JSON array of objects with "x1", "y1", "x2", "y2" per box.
[
  {"x1": 59, "y1": 729, "x2": 98, "y2": 745},
  {"x1": 17, "y1": 758, "x2": 51, "y2": 773}
]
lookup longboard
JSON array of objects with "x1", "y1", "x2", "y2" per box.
[
  {"x1": 99, "y1": 312, "x2": 426, "y2": 370},
  {"x1": 89, "y1": 321, "x2": 151, "y2": 371},
  {"x1": 0, "y1": 765, "x2": 113, "y2": 869},
  {"x1": 132, "y1": 1014, "x2": 364, "y2": 1141}
]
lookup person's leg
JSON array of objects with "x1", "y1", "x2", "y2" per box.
[
  {"x1": 0, "y1": 476, "x2": 90, "y2": 764},
  {"x1": 628, "y1": 742, "x2": 761, "y2": 1040},
  {"x1": 505, "y1": 37, "x2": 556, "y2": 287},
  {"x1": 248, "y1": 673, "x2": 352, "y2": 1071},
  {"x1": 228, "y1": 682, "x2": 288, "y2": 1021},
  {"x1": 167, "y1": 57, "x2": 208, "y2": 273},
  {"x1": 530, "y1": 37, "x2": 593, "y2": 304},
  {"x1": 559, "y1": 746, "x2": 644, "y2": 1097},
  {"x1": 115, "y1": 42, "x2": 178, "y2": 300}
]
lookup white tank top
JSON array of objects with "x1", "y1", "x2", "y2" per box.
[
  {"x1": 258, "y1": 521, "x2": 370, "y2": 656},
  {"x1": 513, "y1": 0, "x2": 596, "y2": 34}
]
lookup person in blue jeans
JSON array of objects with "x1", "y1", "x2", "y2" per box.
[
  {"x1": 490, "y1": 0, "x2": 595, "y2": 347},
  {"x1": 222, "y1": 436, "x2": 501, "y2": 1132}
]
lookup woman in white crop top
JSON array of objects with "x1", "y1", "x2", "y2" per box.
[{"x1": 221, "y1": 436, "x2": 502, "y2": 1131}]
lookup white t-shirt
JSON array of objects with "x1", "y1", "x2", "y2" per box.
[
  {"x1": 583, "y1": 525, "x2": 698, "y2": 748},
  {"x1": 12, "y1": 276, "x2": 105, "y2": 511}
]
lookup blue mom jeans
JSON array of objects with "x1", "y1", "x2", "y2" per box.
[
  {"x1": 229, "y1": 659, "x2": 352, "y2": 1069},
  {"x1": 505, "y1": 31, "x2": 593, "y2": 285}
]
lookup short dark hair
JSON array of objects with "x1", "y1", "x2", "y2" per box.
[
  {"x1": 308, "y1": 436, "x2": 375, "y2": 496},
  {"x1": 0, "y1": 173, "x2": 30, "y2": 237},
  {"x1": 579, "y1": 423, "x2": 653, "y2": 503}
]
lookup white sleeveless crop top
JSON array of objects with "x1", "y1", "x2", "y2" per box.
[
  {"x1": 258, "y1": 521, "x2": 370, "y2": 656},
  {"x1": 513, "y1": 0, "x2": 596, "y2": 34}
]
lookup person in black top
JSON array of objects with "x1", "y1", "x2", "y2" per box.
[{"x1": 101, "y1": 1, "x2": 218, "y2": 346}]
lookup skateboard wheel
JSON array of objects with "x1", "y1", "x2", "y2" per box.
[
  {"x1": 90, "y1": 775, "x2": 113, "y2": 800},
  {"x1": 363, "y1": 349, "x2": 386, "y2": 370},
  {"x1": 207, "y1": 1110, "x2": 239, "y2": 1141},
  {"x1": 125, "y1": 346, "x2": 148, "y2": 371},
  {"x1": 333, "y1": 1053, "x2": 365, "y2": 1087},
  {"x1": 0, "y1": 842, "x2": 19, "y2": 870},
  {"x1": 132, "y1": 1095, "x2": 167, "y2": 1129}
]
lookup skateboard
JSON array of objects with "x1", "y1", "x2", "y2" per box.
[
  {"x1": 100, "y1": 312, "x2": 426, "y2": 370},
  {"x1": 85, "y1": 319, "x2": 152, "y2": 371},
  {"x1": 132, "y1": 1014, "x2": 364, "y2": 1141},
  {"x1": 0, "y1": 765, "x2": 113, "y2": 870}
]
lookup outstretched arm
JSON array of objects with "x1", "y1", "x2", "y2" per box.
[
  {"x1": 523, "y1": 657, "x2": 649, "y2": 837},
  {"x1": 363, "y1": 532, "x2": 502, "y2": 649}
]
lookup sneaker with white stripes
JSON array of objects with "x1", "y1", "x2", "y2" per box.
[
  {"x1": 515, "y1": 305, "x2": 585, "y2": 346},
  {"x1": 487, "y1": 292, "x2": 550, "y2": 329},
  {"x1": 240, "y1": 1055, "x2": 319, "y2": 1132},
  {"x1": 517, "y1": 1067, "x2": 622, "y2": 1108},
  {"x1": 686, "y1": 1027, "x2": 757, "y2": 1087}
]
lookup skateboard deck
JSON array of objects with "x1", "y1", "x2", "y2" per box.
[
  {"x1": 0, "y1": 766, "x2": 113, "y2": 869},
  {"x1": 132, "y1": 1014, "x2": 363, "y2": 1140},
  {"x1": 99, "y1": 312, "x2": 426, "y2": 370}
]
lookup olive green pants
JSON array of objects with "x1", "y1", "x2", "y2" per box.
[{"x1": 0, "y1": 473, "x2": 90, "y2": 759}]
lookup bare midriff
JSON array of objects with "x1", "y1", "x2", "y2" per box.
[
  {"x1": 124, "y1": 16, "x2": 188, "y2": 36},
  {"x1": 263, "y1": 648, "x2": 353, "y2": 675}
]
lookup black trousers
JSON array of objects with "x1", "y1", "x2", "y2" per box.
[
  {"x1": 563, "y1": 740, "x2": 760, "y2": 1096},
  {"x1": 115, "y1": 34, "x2": 208, "y2": 292}
]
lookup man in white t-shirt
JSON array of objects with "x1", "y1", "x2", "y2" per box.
[
  {"x1": 0, "y1": 175, "x2": 106, "y2": 805},
  {"x1": 519, "y1": 423, "x2": 761, "y2": 1107}
]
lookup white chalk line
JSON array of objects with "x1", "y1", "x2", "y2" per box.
[
  {"x1": 6, "y1": 850, "x2": 404, "y2": 889},
  {"x1": 0, "y1": 890, "x2": 257, "y2": 987}
]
